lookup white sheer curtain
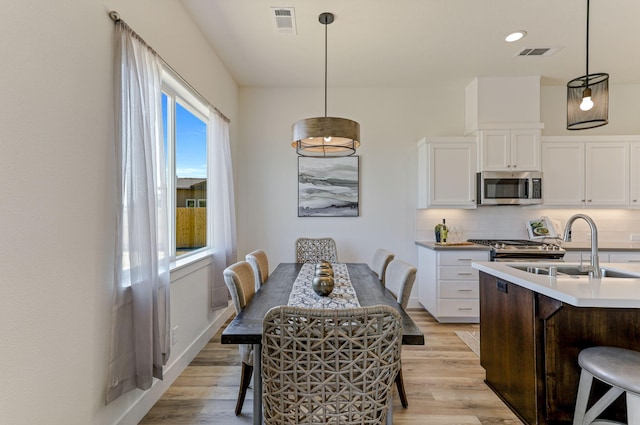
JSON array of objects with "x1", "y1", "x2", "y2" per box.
[
  {"x1": 106, "y1": 20, "x2": 171, "y2": 404},
  {"x1": 208, "y1": 110, "x2": 237, "y2": 310}
]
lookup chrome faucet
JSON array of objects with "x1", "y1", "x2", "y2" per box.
[{"x1": 562, "y1": 214, "x2": 601, "y2": 278}]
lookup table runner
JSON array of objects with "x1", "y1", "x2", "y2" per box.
[{"x1": 287, "y1": 263, "x2": 361, "y2": 308}]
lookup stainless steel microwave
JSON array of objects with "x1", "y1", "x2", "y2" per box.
[{"x1": 477, "y1": 171, "x2": 543, "y2": 206}]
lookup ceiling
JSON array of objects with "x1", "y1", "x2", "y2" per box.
[{"x1": 180, "y1": 0, "x2": 640, "y2": 89}]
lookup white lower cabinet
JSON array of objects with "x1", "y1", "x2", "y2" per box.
[
  {"x1": 631, "y1": 142, "x2": 640, "y2": 207},
  {"x1": 564, "y1": 251, "x2": 640, "y2": 264},
  {"x1": 609, "y1": 252, "x2": 640, "y2": 263},
  {"x1": 417, "y1": 246, "x2": 489, "y2": 323}
]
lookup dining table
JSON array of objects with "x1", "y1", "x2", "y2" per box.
[{"x1": 221, "y1": 262, "x2": 425, "y2": 425}]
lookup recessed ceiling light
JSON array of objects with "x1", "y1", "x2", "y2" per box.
[{"x1": 505, "y1": 31, "x2": 527, "y2": 43}]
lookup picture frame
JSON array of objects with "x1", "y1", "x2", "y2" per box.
[{"x1": 298, "y1": 156, "x2": 359, "y2": 217}]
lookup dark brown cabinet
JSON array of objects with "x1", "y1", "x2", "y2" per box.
[
  {"x1": 480, "y1": 272, "x2": 542, "y2": 424},
  {"x1": 480, "y1": 271, "x2": 640, "y2": 424}
]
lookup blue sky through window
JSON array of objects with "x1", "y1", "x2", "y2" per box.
[{"x1": 162, "y1": 93, "x2": 207, "y2": 179}]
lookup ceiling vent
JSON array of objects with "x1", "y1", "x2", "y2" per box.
[
  {"x1": 271, "y1": 7, "x2": 297, "y2": 35},
  {"x1": 516, "y1": 47, "x2": 562, "y2": 57}
]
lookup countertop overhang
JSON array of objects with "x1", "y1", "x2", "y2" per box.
[{"x1": 473, "y1": 261, "x2": 640, "y2": 308}]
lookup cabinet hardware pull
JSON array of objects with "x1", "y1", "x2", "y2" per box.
[
  {"x1": 457, "y1": 272, "x2": 473, "y2": 275},
  {"x1": 628, "y1": 260, "x2": 640, "y2": 263},
  {"x1": 457, "y1": 258, "x2": 472, "y2": 261},
  {"x1": 457, "y1": 289, "x2": 473, "y2": 292},
  {"x1": 458, "y1": 307, "x2": 473, "y2": 311}
]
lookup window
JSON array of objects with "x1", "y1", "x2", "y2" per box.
[{"x1": 162, "y1": 72, "x2": 209, "y2": 259}]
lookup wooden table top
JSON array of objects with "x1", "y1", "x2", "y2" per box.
[{"x1": 221, "y1": 262, "x2": 425, "y2": 346}]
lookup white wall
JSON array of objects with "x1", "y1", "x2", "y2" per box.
[{"x1": 1, "y1": 2, "x2": 237, "y2": 425}]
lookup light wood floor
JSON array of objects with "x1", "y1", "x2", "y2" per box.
[{"x1": 140, "y1": 309, "x2": 523, "y2": 425}]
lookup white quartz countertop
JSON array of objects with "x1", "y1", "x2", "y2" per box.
[
  {"x1": 561, "y1": 241, "x2": 640, "y2": 251},
  {"x1": 415, "y1": 240, "x2": 490, "y2": 251},
  {"x1": 472, "y1": 261, "x2": 640, "y2": 308}
]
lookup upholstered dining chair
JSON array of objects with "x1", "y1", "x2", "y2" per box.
[
  {"x1": 261, "y1": 305, "x2": 402, "y2": 425},
  {"x1": 371, "y1": 249, "x2": 395, "y2": 286},
  {"x1": 245, "y1": 249, "x2": 269, "y2": 290},
  {"x1": 295, "y1": 237, "x2": 338, "y2": 263},
  {"x1": 222, "y1": 261, "x2": 256, "y2": 416},
  {"x1": 384, "y1": 259, "x2": 417, "y2": 408}
]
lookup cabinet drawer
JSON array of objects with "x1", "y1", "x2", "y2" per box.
[
  {"x1": 438, "y1": 251, "x2": 488, "y2": 266},
  {"x1": 439, "y1": 266, "x2": 478, "y2": 280},
  {"x1": 439, "y1": 281, "x2": 478, "y2": 298},
  {"x1": 609, "y1": 252, "x2": 640, "y2": 263},
  {"x1": 438, "y1": 299, "x2": 479, "y2": 317}
]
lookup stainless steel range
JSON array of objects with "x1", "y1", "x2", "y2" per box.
[{"x1": 467, "y1": 239, "x2": 565, "y2": 262}]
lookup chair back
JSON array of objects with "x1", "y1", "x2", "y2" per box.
[
  {"x1": 261, "y1": 305, "x2": 402, "y2": 425},
  {"x1": 246, "y1": 249, "x2": 269, "y2": 289},
  {"x1": 223, "y1": 261, "x2": 256, "y2": 314},
  {"x1": 223, "y1": 262, "x2": 255, "y2": 373},
  {"x1": 371, "y1": 249, "x2": 395, "y2": 286},
  {"x1": 295, "y1": 237, "x2": 338, "y2": 263},
  {"x1": 385, "y1": 259, "x2": 417, "y2": 309}
]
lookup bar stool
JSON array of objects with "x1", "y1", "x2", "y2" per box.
[{"x1": 573, "y1": 346, "x2": 640, "y2": 425}]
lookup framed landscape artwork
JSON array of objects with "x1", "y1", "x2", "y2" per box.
[{"x1": 298, "y1": 156, "x2": 359, "y2": 217}]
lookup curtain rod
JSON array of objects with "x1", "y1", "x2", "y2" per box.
[{"x1": 108, "y1": 11, "x2": 231, "y2": 124}]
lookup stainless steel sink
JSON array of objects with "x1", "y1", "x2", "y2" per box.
[{"x1": 508, "y1": 265, "x2": 638, "y2": 279}]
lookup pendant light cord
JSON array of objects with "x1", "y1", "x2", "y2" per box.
[
  {"x1": 324, "y1": 18, "x2": 328, "y2": 118},
  {"x1": 585, "y1": 0, "x2": 590, "y2": 86}
]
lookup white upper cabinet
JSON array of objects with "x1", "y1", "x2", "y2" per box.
[
  {"x1": 542, "y1": 142, "x2": 585, "y2": 205},
  {"x1": 417, "y1": 138, "x2": 477, "y2": 208},
  {"x1": 542, "y1": 137, "x2": 631, "y2": 207},
  {"x1": 631, "y1": 142, "x2": 640, "y2": 207},
  {"x1": 479, "y1": 128, "x2": 541, "y2": 171},
  {"x1": 585, "y1": 142, "x2": 629, "y2": 206}
]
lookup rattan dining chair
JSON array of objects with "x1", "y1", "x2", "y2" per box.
[
  {"x1": 371, "y1": 249, "x2": 395, "y2": 286},
  {"x1": 223, "y1": 261, "x2": 257, "y2": 416},
  {"x1": 261, "y1": 305, "x2": 402, "y2": 425},
  {"x1": 384, "y1": 259, "x2": 417, "y2": 408},
  {"x1": 295, "y1": 237, "x2": 338, "y2": 263},
  {"x1": 245, "y1": 249, "x2": 269, "y2": 290}
]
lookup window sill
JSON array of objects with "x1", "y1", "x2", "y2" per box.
[{"x1": 170, "y1": 249, "x2": 213, "y2": 283}]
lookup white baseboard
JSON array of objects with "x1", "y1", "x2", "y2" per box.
[
  {"x1": 115, "y1": 305, "x2": 235, "y2": 425},
  {"x1": 406, "y1": 297, "x2": 422, "y2": 310}
]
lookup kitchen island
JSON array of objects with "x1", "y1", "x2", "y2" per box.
[{"x1": 473, "y1": 261, "x2": 640, "y2": 424}]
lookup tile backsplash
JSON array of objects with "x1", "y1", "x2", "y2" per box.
[{"x1": 416, "y1": 208, "x2": 640, "y2": 243}]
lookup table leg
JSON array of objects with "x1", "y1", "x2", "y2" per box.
[
  {"x1": 386, "y1": 396, "x2": 393, "y2": 425},
  {"x1": 253, "y1": 343, "x2": 262, "y2": 425}
]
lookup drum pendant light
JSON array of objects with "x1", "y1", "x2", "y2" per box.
[
  {"x1": 292, "y1": 12, "x2": 360, "y2": 156},
  {"x1": 567, "y1": 0, "x2": 608, "y2": 130}
]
